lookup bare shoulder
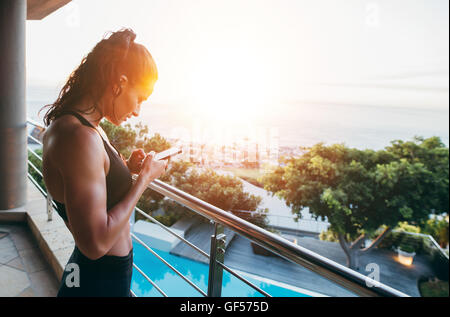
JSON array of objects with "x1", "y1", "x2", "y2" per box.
[{"x1": 44, "y1": 115, "x2": 105, "y2": 172}]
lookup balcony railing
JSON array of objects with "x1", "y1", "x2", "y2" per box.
[{"x1": 26, "y1": 118, "x2": 409, "y2": 297}]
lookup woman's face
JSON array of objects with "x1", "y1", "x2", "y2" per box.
[{"x1": 107, "y1": 77, "x2": 154, "y2": 125}]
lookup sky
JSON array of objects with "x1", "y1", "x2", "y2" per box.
[{"x1": 26, "y1": 0, "x2": 449, "y2": 112}]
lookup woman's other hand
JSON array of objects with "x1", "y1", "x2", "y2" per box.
[
  {"x1": 137, "y1": 151, "x2": 168, "y2": 186},
  {"x1": 127, "y1": 148, "x2": 146, "y2": 174}
]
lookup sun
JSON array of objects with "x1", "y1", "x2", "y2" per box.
[{"x1": 186, "y1": 46, "x2": 274, "y2": 127}]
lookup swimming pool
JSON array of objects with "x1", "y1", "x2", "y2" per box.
[{"x1": 131, "y1": 241, "x2": 323, "y2": 297}]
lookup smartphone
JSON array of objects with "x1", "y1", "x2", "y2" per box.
[{"x1": 154, "y1": 147, "x2": 182, "y2": 161}]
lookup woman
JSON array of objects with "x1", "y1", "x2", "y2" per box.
[{"x1": 41, "y1": 28, "x2": 168, "y2": 297}]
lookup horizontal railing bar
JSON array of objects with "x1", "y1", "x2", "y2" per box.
[
  {"x1": 134, "y1": 206, "x2": 209, "y2": 259},
  {"x1": 28, "y1": 147, "x2": 43, "y2": 162},
  {"x1": 131, "y1": 232, "x2": 208, "y2": 297},
  {"x1": 132, "y1": 263, "x2": 168, "y2": 297},
  {"x1": 27, "y1": 134, "x2": 43, "y2": 146},
  {"x1": 27, "y1": 172, "x2": 59, "y2": 211},
  {"x1": 266, "y1": 214, "x2": 329, "y2": 224},
  {"x1": 141, "y1": 177, "x2": 409, "y2": 297},
  {"x1": 217, "y1": 262, "x2": 271, "y2": 297},
  {"x1": 27, "y1": 118, "x2": 45, "y2": 128},
  {"x1": 27, "y1": 173, "x2": 47, "y2": 198},
  {"x1": 28, "y1": 160, "x2": 44, "y2": 178},
  {"x1": 241, "y1": 210, "x2": 328, "y2": 221}
]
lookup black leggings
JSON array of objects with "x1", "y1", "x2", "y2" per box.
[{"x1": 57, "y1": 246, "x2": 133, "y2": 297}]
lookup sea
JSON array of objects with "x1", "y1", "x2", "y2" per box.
[{"x1": 27, "y1": 85, "x2": 449, "y2": 151}]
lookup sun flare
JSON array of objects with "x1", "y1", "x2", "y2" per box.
[{"x1": 187, "y1": 47, "x2": 275, "y2": 126}]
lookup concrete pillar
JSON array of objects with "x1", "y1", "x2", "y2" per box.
[{"x1": 0, "y1": 0, "x2": 27, "y2": 209}]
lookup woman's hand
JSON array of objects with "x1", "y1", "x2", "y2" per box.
[
  {"x1": 127, "y1": 148, "x2": 146, "y2": 174},
  {"x1": 137, "y1": 151, "x2": 168, "y2": 186}
]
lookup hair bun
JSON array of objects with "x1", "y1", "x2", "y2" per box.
[
  {"x1": 103, "y1": 28, "x2": 137, "y2": 61},
  {"x1": 105, "y1": 28, "x2": 136, "y2": 47}
]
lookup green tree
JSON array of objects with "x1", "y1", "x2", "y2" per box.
[
  {"x1": 385, "y1": 136, "x2": 449, "y2": 213},
  {"x1": 422, "y1": 216, "x2": 449, "y2": 248},
  {"x1": 100, "y1": 121, "x2": 138, "y2": 158},
  {"x1": 261, "y1": 137, "x2": 449, "y2": 270},
  {"x1": 161, "y1": 165, "x2": 268, "y2": 226},
  {"x1": 100, "y1": 120, "x2": 171, "y2": 158}
]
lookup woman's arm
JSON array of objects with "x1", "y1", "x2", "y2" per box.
[{"x1": 55, "y1": 126, "x2": 158, "y2": 259}]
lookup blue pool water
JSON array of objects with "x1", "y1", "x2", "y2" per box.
[{"x1": 131, "y1": 241, "x2": 315, "y2": 297}]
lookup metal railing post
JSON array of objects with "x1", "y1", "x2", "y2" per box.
[
  {"x1": 46, "y1": 191, "x2": 53, "y2": 221},
  {"x1": 207, "y1": 222, "x2": 226, "y2": 297},
  {"x1": 130, "y1": 207, "x2": 136, "y2": 227}
]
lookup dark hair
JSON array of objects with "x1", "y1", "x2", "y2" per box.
[{"x1": 40, "y1": 28, "x2": 158, "y2": 126}]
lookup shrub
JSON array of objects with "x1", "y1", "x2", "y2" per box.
[
  {"x1": 319, "y1": 228, "x2": 340, "y2": 243},
  {"x1": 418, "y1": 277, "x2": 449, "y2": 297},
  {"x1": 28, "y1": 148, "x2": 46, "y2": 191},
  {"x1": 378, "y1": 231, "x2": 425, "y2": 254},
  {"x1": 421, "y1": 215, "x2": 449, "y2": 248},
  {"x1": 396, "y1": 221, "x2": 421, "y2": 233},
  {"x1": 398, "y1": 243, "x2": 415, "y2": 254}
]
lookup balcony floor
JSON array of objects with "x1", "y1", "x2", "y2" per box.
[
  {"x1": 0, "y1": 178, "x2": 75, "y2": 297},
  {"x1": 0, "y1": 223, "x2": 59, "y2": 296}
]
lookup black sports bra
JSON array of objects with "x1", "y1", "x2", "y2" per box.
[{"x1": 52, "y1": 111, "x2": 132, "y2": 222}]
